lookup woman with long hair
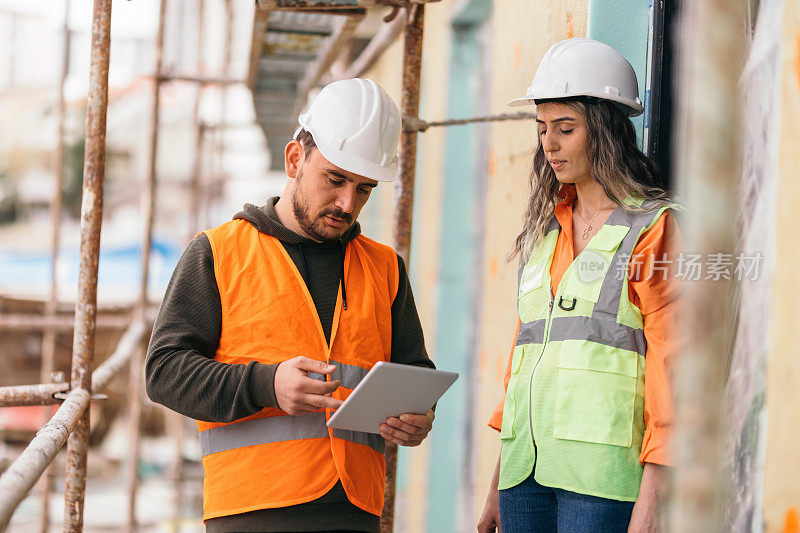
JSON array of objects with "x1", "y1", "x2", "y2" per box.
[{"x1": 478, "y1": 38, "x2": 680, "y2": 532}]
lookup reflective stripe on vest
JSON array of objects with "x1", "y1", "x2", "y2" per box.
[
  {"x1": 499, "y1": 199, "x2": 675, "y2": 501},
  {"x1": 548, "y1": 316, "x2": 646, "y2": 356},
  {"x1": 516, "y1": 319, "x2": 546, "y2": 346},
  {"x1": 199, "y1": 412, "x2": 385, "y2": 457},
  {"x1": 308, "y1": 359, "x2": 370, "y2": 389},
  {"x1": 199, "y1": 359, "x2": 384, "y2": 457}
]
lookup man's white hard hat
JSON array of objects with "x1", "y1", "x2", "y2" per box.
[
  {"x1": 294, "y1": 78, "x2": 402, "y2": 182},
  {"x1": 508, "y1": 38, "x2": 644, "y2": 117}
]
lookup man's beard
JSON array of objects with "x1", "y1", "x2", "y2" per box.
[{"x1": 291, "y1": 171, "x2": 354, "y2": 242}]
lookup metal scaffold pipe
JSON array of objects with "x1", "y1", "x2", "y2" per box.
[
  {"x1": 0, "y1": 313, "x2": 130, "y2": 331},
  {"x1": 0, "y1": 388, "x2": 92, "y2": 531},
  {"x1": 187, "y1": 0, "x2": 207, "y2": 243},
  {"x1": 154, "y1": 73, "x2": 244, "y2": 85},
  {"x1": 391, "y1": 0, "x2": 424, "y2": 282},
  {"x1": 40, "y1": 3, "x2": 70, "y2": 525},
  {"x1": 126, "y1": 0, "x2": 167, "y2": 530},
  {"x1": 0, "y1": 320, "x2": 146, "y2": 526},
  {"x1": 402, "y1": 111, "x2": 536, "y2": 133},
  {"x1": 171, "y1": 3, "x2": 209, "y2": 528},
  {"x1": 62, "y1": 0, "x2": 113, "y2": 530},
  {"x1": 0, "y1": 382, "x2": 70, "y2": 407},
  {"x1": 207, "y1": 0, "x2": 235, "y2": 229},
  {"x1": 92, "y1": 320, "x2": 150, "y2": 392},
  {"x1": 41, "y1": 0, "x2": 70, "y2": 411},
  {"x1": 383, "y1": 4, "x2": 424, "y2": 532}
]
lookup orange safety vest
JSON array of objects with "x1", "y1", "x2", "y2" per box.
[{"x1": 196, "y1": 219, "x2": 399, "y2": 521}]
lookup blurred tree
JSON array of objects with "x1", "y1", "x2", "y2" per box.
[
  {"x1": 64, "y1": 137, "x2": 85, "y2": 219},
  {"x1": 64, "y1": 136, "x2": 120, "y2": 219},
  {"x1": 0, "y1": 171, "x2": 19, "y2": 225}
]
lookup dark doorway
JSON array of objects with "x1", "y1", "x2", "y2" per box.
[{"x1": 644, "y1": 0, "x2": 678, "y2": 191}]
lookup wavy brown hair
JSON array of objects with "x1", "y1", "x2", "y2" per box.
[{"x1": 510, "y1": 97, "x2": 671, "y2": 262}]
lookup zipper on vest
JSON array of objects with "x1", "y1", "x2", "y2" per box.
[{"x1": 528, "y1": 292, "x2": 555, "y2": 470}]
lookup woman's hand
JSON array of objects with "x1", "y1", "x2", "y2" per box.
[
  {"x1": 477, "y1": 491, "x2": 501, "y2": 533},
  {"x1": 478, "y1": 455, "x2": 502, "y2": 533},
  {"x1": 628, "y1": 462, "x2": 667, "y2": 533}
]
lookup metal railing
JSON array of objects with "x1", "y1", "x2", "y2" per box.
[{"x1": 0, "y1": 321, "x2": 148, "y2": 530}]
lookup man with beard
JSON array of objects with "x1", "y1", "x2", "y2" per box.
[{"x1": 145, "y1": 79, "x2": 435, "y2": 533}]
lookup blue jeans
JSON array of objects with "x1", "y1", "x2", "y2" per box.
[{"x1": 498, "y1": 471, "x2": 635, "y2": 532}]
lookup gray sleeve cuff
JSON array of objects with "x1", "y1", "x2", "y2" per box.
[{"x1": 249, "y1": 361, "x2": 281, "y2": 409}]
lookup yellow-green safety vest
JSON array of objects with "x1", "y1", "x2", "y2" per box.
[{"x1": 499, "y1": 198, "x2": 674, "y2": 501}]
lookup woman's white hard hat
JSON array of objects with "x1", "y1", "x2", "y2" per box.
[
  {"x1": 508, "y1": 38, "x2": 644, "y2": 117},
  {"x1": 294, "y1": 78, "x2": 401, "y2": 182}
]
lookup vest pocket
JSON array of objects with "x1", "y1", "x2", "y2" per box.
[
  {"x1": 499, "y1": 345, "x2": 526, "y2": 439},
  {"x1": 499, "y1": 387, "x2": 517, "y2": 440},
  {"x1": 518, "y1": 260, "x2": 548, "y2": 323},
  {"x1": 552, "y1": 344, "x2": 638, "y2": 448},
  {"x1": 519, "y1": 259, "x2": 546, "y2": 299}
]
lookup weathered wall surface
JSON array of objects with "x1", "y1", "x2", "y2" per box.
[
  {"x1": 764, "y1": 1, "x2": 800, "y2": 531},
  {"x1": 473, "y1": 0, "x2": 587, "y2": 524}
]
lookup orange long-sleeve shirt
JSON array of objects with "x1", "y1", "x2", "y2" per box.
[{"x1": 488, "y1": 185, "x2": 681, "y2": 466}]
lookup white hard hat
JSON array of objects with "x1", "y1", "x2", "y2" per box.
[
  {"x1": 508, "y1": 38, "x2": 644, "y2": 117},
  {"x1": 294, "y1": 78, "x2": 401, "y2": 182}
]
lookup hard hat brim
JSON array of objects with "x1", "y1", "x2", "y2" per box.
[
  {"x1": 506, "y1": 92, "x2": 644, "y2": 117},
  {"x1": 313, "y1": 138, "x2": 399, "y2": 183},
  {"x1": 506, "y1": 96, "x2": 537, "y2": 108}
]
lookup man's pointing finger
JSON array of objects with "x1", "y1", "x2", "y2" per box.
[{"x1": 296, "y1": 357, "x2": 337, "y2": 375}]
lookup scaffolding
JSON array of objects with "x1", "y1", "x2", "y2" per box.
[
  {"x1": 0, "y1": 0, "x2": 235, "y2": 530},
  {"x1": 0, "y1": 0, "x2": 539, "y2": 531}
]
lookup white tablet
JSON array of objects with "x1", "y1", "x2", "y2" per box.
[{"x1": 326, "y1": 361, "x2": 458, "y2": 434}]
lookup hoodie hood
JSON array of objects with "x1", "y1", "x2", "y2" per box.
[
  {"x1": 233, "y1": 197, "x2": 361, "y2": 246},
  {"x1": 233, "y1": 196, "x2": 358, "y2": 310}
]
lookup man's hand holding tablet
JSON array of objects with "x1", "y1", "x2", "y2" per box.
[
  {"x1": 380, "y1": 409, "x2": 436, "y2": 447},
  {"x1": 326, "y1": 361, "x2": 458, "y2": 437}
]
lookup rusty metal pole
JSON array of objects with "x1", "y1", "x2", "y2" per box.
[
  {"x1": 166, "y1": 411, "x2": 185, "y2": 531},
  {"x1": 42, "y1": 0, "x2": 70, "y2": 404},
  {"x1": 0, "y1": 313, "x2": 129, "y2": 331},
  {"x1": 187, "y1": 123, "x2": 206, "y2": 241},
  {"x1": 0, "y1": 321, "x2": 145, "y2": 529},
  {"x1": 40, "y1": 3, "x2": 70, "y2": 528},
  {"x1": 0, "y1": 383, "x2": 69, "y2": 407},
  {"x1": 670, "y1": 0, "x2": 744, "y2": 531},
  {"x1": 205, "y1": 0, "x2": 234, "y2": 229},
  {"x1": 187, "y1": 0, "x2": 206, "y2": 243},
  {"x1": 382, "y1": 5, "x2": 424, "y2": 533},
  {"x1": 126, "y1": 0, "x2": 167, "y2": 530},
  {"x1": 62, "y1": 0, "x2": 113, "y2": 530},
  {"x1": 0, "y1": 388, "x2": 92, "y2": 532},
  {"x1": 164, "y1": 6, "x2": 207, "y2": 531}
]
